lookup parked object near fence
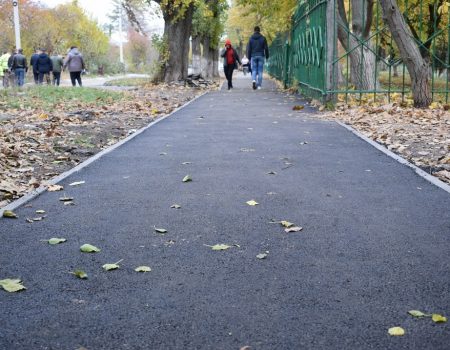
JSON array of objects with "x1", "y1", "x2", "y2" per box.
[{"x1": 267, "y1": 0, "x2": 450, "y2": 105}]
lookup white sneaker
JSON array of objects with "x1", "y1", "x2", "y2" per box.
[{"x1": 257, "y1": 86, "x2": 262, "y2": 90}]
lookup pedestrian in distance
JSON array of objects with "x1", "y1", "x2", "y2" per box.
[
  {"x1": 241, "y1": 55, "x2": 250, "y2": 75},
  {"x1": 12, "y1": 49, "x2": 28, "y2": 87},
  {"x1": 7, "y1": 48, "x2": 17, "y2": 87},
  {"x1": 33, "y1": 48, "x2": 53, "y2": 85},
  {"x1": 50, "y1": 52, "x2": 64, "y2": 86},
  {"x1": 64, "y1": 46, "x2": 85, "y2": 87},
  {"x1": 220, "y1": 39, "x2": 241, "y2": 91},
  {"x1": 30, "y1": 49, "x2": 41, "y2": 84},
  {"x1": 0, "y1": 50, "x2": 11, "y2": 88},
  {"x1": 246, "y1": 26, "x2": 269, "y2": 90}
]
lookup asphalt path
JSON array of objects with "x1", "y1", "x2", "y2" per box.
[{"x1": 1, "y1": 75, "x2": 449, "y2": 350}]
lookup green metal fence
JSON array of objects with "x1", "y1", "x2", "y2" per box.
[{"x1": 267, "y1": 0, "x2": 450, "y2": 104}]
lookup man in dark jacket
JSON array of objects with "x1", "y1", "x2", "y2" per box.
[
  {"x1": 7, "y1": 49, "x2": 17, "y2": 87},
  {"x1": 12, "y1": 49, "x2": 28, "y2": 87},
  {"x1": 30, "y1": 49, "x2": 41, "y2": 84},
  {"x1": 220, "y1": 39, "x2": 241, "y2": 90},
  {"x1": 33, "y1": 49, "x2": 53, "y2": 85},
  {"x1": 246, "y1": 26, "x2": 269, "y2": 90}
]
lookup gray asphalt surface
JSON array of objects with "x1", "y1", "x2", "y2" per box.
[{"x1": 1, "y1": 75, "x2": 449, "y2": 350}]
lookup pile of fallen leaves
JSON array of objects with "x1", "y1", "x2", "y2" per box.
[
  {"x1": 318, "y1": 102, "x2": 450, "y2": 184},
  {"x1": 0, "y1": 83, "x2": 213, "y2": 208}
]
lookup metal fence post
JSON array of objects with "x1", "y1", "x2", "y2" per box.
[{"x1": 325, "y1": 0, "x2": 337, "y2": 103}]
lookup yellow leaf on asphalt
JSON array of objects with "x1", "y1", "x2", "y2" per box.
[
  {"x1": 293, "y1": 105, "x2": 304, "y2": 111},
  {"x1": 3, "y1": 210, "x2": 18, "y2": 218},
  {"x1": 135, "y1": 266, "x2": 151, "y2": 272},
  {"x1": 408, "y1": 310, "x2": 428, "y2": 318},
  {"x1": 80, "y1": 244, "x2": 100, "y2": 253},
  {"x1": 182, "y1": 175, "x2": 192, "y2": 182},
  {"x1": 0, "y1": 279, "x2": 26, "y2": 292},
  {"x1": 155, "y1": 227, "x2": 167, "y2": 234},
  {"x1": 47, "y1": 238, "x2": 67, "y2": 245},
  {"x1": 388, "y1": 327, "x2": 405, "y2": 336},
  {"x1": 280, "y1": 220, "x2": 294, "y2": 228},
  {"x1": 72, "y1": 270, "x2": 88, "y2": 279},
  {"x1": 205, "y1": 244, "x2": 231, "y2": 251},
  {"x1": 432, "y1": 314, "x2": 447, "y2": 323},
  {"x1": 246, "y1": 200, "x2": 259, "y2": 206}
]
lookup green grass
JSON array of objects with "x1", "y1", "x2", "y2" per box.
[
  {"x1": 0, "y1": 86, "x2": 126, "y2": 110},
  {"x1": 104, "y1": 77, "x2": 152, "y2": 87}
]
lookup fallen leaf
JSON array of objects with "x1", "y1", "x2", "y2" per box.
[
  {"x1": 293, "y1": 105, "x2": 304, "y2": 111},
  {"x1": 280, "y1": 220, "x2": 294, "y2": 228},
  {"x1": 408, "y1": 310, "x2": 429, "y2": 318},
  {"x1": 388, "y1": 327, "x2": 405, "y2": 336},
  {"x1": 80, "y1": 244, "x2": 100, "y2": 253},
  {"x1": 205, "y1": 244, "x2": 231, "y2": 251},
  {"x1": 432, "y1": 314, "x2": 447, "y2": 323},
  {"x1": 182, "y1": 175, "x2": 192, "y2": 182},
  {"x1": 47, "y1": 185, "x2": 64, "y2": 192},
  {"x1": 3, "y1": 210, "x2": 18, "y2": 218},
  {"x1": 182, "y1": 162, "x2": 192, "y2": 165},
  {"x1": 64, "y1": 201, "x2": 75, "y2": 206},
  {"x1": 47, "y1": 238, "x2": 67, "y2": 245},
  {"x1": 59, "y1": 196, "x2": 74, "y2": 202},
  {"x1": 0, "y1": 279, "x2": 26, "y2": 292},
  {"x1": 69, "y1": 181, "x2": 85, "y2": 187},
  {"x1": 240, "y1": 346, "x2": 251, "y2": 350},
  {"x1": 26, "y1": 218, "x2": 34, "y2": 223},
  {"x1": 256, "y1": 253, "x2": 268, "y2": 259},
  {"x1": 246, "y1": 200, "x2": 259, "y2": 206},
  {"x1": 36, "y1": 210, "x2": 46, "y2": 214},
  {"x1": 171, "y1": 204, "x2": 181, "y2": 209},
  {"x1": 72, "y1": 270, "x2": 88, "y2": 279},
  {"x1": 154, "y1": 227, "x2": 167, "y2": 234},
  {"x1": 267, "y1": 171, "x2": 277, "y2": 175},
  {"x1": 135, "y1": 266, "x2": 151, "y2": 272},
  {"x1": 102, "y1": 259, "x2": 123, "y2": 271},
  {"x1": 285, "y1": 226, "x2": 303, "y2": 233}
]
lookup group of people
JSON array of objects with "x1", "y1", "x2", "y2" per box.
[
  {"x1": 220, "y1": 26, "x2": 270, "y2": 91},
  {"x1": 0, "y1": 46, "x2": 85, "y2": 88}
]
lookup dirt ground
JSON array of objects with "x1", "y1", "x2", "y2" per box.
[{"x1": 0, "y1": 83, "x2": 216, "y2": 209}]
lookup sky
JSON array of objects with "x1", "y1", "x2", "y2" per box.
[{"x1": 40, "y1": 0, "x2": 116, "y2": 24}]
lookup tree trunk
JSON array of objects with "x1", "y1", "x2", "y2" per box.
[
  {"x1": 337, "y1": 0, "x2": 378, "y2": 90},
  {"x1": 211, "y1": 48, "x2": 219, "y2": 78},
  {"x1": 192, "y1": 35, "x2": 202, "y2": 75},
  {"x1": 379, "y1": 0, "x2": 431, "y2": 107},
  {"x1": 158, "y1": 4, "x2": 194, "y2": 83},
  {"x1": 201, "y1": 37, "x2": 214, "y2": 79}
]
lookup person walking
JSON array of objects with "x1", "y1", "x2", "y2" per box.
[
  {"x1": 33, "y1": 49, "x2": 53, "y2": 85},
  {"x1": 0, "y1": 50, "x2": 11, "y2": 88},
  {"x1": 7, "y1": 49, "x2": 17, "y2": 87},
  {"x1": 220, "y1": 39, "x2": 241, "y2": 91},
  {"x1": 30, "y1": 49, "x2": 41, "y2": 84},
  {"x1": 50, "y1": 52, "x2": 64, "y2": 86},
  {"x1": 246, "y1": 26, "x2": 269, "y2": 90},
  {"x1": 64, "y1": 46, "x2": 85, "y2": 87},
  {"x1": 12, "y1": 49, "x2": 28, "y2": 87}
]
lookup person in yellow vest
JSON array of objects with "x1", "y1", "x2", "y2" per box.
[{"x1": 0, "y1": 50, "x2": 11, "y2": 88}]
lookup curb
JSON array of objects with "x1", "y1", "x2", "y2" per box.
[
  {"x1": 0, "y1": 90, "x2": 209, "y2": 217},
  {"x1": 336, "y1": 121, "x2": 450, "y2": 195}
]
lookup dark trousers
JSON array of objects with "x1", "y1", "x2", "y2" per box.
[
  {"x1": 224, "y1": 65, "x2": 235, "y2": 89},
  {"x1": 38, "y1": 72, "x2": 50, "y2": 85},
  {"x1": 70, "y1": 71, "x2": 82, "y2": 87},
  {"x1": 33, "y1": 71, "x2": 39, "y2": 84},
  {"x1": 52, "y1": 71, "x2": 61, "y2": 86}
]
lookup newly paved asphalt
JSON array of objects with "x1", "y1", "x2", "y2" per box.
[{"x1": 1, "y1": 75, "x2": 449, "y2": 350}]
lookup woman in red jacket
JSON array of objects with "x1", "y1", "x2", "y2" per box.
[{"x1": 220, "y1": 39, "x2": 241, "y2": 90}]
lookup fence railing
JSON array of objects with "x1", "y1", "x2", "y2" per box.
[{"x1": 267, "y1": 0, "x2": 450, "y2": 104}]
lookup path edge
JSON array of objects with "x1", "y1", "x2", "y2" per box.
[
  {"x1": 336, "y1": 121, "x2": 450, "y2": 194},
  {"x1": 0, "y1": 91, "x2": 209, "y2": 217}
]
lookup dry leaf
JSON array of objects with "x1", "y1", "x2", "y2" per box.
[
  {"x1": 182, "y1": 175, "x2": 192, "y2": 182},
  {"x1": 0, "y1": 278, "x2": 26, "y2": 292},
  {"x1": 388, "y1": 327, "x2": 405, "y2": 336},
  {"x1": 47, "y1": 185, "x2": 64, "y2": 192},
  {"x1": 2, "y1": 210, "x2": 18, "y2": 218},
  {"x1": 285, "y1": 226, "x2": 303, "y2": 233},
  {"x1": 69, "y1": 181, "x2": 85, "y2": 187},
  {"x1": 246, "y1": 200, "x2": 259, "y2": 206},
  {"x1": 432, "y1": 314, "x2": 447, "y2": 323}
]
